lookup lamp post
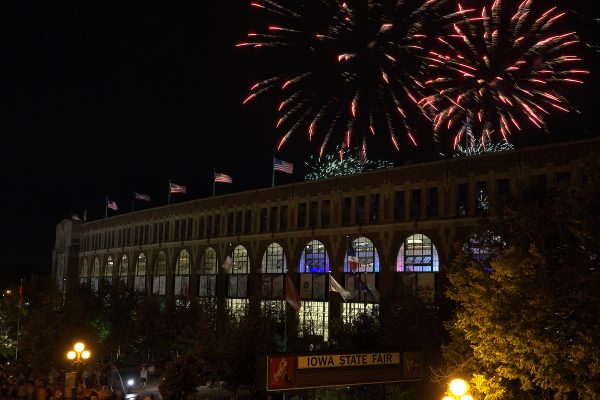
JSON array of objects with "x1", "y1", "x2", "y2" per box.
[
  {"x1": 442, "y1": 378, "x2": 474, "y2": 400},
  {"x1": 67, "y1": 342, "x2": 91, "y2": 399}
]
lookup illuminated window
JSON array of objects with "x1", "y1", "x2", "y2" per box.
[
  {"x1": 261, "y1": 243, "x2": 287, "y2": 274},
  {"x1": 103, "y1": 256, "x2": 114, "y2": 290},
  {"x1": 199, "y1": 247, "x2": 217, "y2": 297},
  {"x1": 396, "y1": 234, "x2": 439, "y2": 272},
  {"x1": 153, "y1": 252, "x2": 167, "y2": 295},
  {"x1": 261, "y1": 243, "x2": 287, "y2": 299},
  {"x1": 119, "y1": 255, "x2": 129, "y2": 288},
  {"x1": 261, "y1": 300, "x2": 285, "y2": 320},
  {"x1": 91, "y1": 258, "x2": 100, "y2": 293},
  {"x1": 79, "y1": 259, "x2": 89, "y2": 287},
  {"x1": 134, "y1": 253, "x2": 146, "y2": 293},
  {"x1": 228, "y1": 245, "x2": 249, "y2": 298},
  {"x1": 299, "y1": 300, "x2": 329, "y2": 341},
  {"x1": 232, "y1": 245, "x2": 250, "y2": 273},
  {"x1": 342, "y1": 303, "x2": 379, "y2": 324},
  {"x1": 299, "y1": 240, "x2": 329, "y2": 273},
  {"x1": 344, "y1": 237, "x2": 379, "y2": 273},
  {"x1": 174, "y1": 249, "x2": 190, "y2": 297},
  {"x1": 226, "y1": 298, "x2": 248, "y2": 319}
]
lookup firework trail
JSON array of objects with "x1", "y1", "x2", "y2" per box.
[
  {"x1": 238, "y1": 0, "x2": 458, "y2": 156},
  {"x1": 420, "y1": 0, "x2": 588, "y2": 149}
]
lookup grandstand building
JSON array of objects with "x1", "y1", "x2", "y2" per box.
[{"x1": 51, "y1": 138, "x2": 599, "y2": 340}]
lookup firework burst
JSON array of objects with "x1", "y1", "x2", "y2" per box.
[
  {"x1": 305, "y1": 146, "x2": 394, "y2": 180},
  {"x1": 420, "y1": 0, "x2": 588, "y2": 149},
  {"x1": 238, "y1": 0, "x2": 458, "y2": 156}
]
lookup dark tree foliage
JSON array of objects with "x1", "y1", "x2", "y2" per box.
[{"x1": 443, "y1": 155, "x2": 600, "y2": 399}]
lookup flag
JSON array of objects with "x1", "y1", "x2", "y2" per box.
[
  {"x1": 83, "y1": 208, "x2": 87, "y2": 222},
  {"x1": 134, "y1": 192, "x2": 151, "y2": 201},
  {"x1": 285, "y1": 274, "x2": 301, "y2": 311},
  {"x1": 214, "y1": 172, "x2": 232, "y2": 183},
  {"x1": 169, "y1": 182, "x2": 187, "y2": 194},
  {"x1": 71, "y1": 213, "x2": 81, "y2": 221},
  {"x1": 329, "y1": 274, "x2": 353, "y2": 301},
  {"x1": 273, "y1": 157, "x2": 294, "y2": 174},
  {"x1": 107, "y1": 199, "x2": 118, "y2": 212},
  {"x1": 354, "y1": 273, "x2": 380, "y2": 302},
  {"x1": 222, "y1": 245, "x2": 233, "y2": 272},
  {"x1": 18, "y1": 281, "x2": 23, "y2": 307},
  {"x1": 347, "y1": 241, "x2": 360, "y2": 272}
]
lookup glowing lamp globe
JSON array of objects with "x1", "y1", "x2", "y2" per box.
[
  {"x1": 67, "y1": 351, "x2": 76, "y2": 360},
  {"x1": 442, "y1": 396, "x2": 455, "y2": 400},
  {"x1": 81, "y1": 350, "x2": 90, "y2": 360},
  {"x1": 460, "y1": 395, "x2": 474, "y2": 400},
  {"x1": 74, "y1": 342, "x2": 85, "y2": 353},
  {"x1": 449, "y1": 379, "x2": 468, "y2": 396}
]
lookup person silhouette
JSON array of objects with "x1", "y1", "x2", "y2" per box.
[{"x1": 139, "y1": 368, "x2": 147, "y2": 390}]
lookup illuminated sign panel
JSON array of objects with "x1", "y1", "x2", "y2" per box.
[{"x1": 258, "y1": 351, "x2": 422, "y2": 391}]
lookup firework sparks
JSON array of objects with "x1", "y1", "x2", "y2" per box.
[
  {"x1": 239, "y1": 0, "x2": 455, "y2": 155},
  {"x1": 422, "y1": 0, "x2": 587, "y2": 149},
  {"x1": 305, "y1": 146, "x2": 393, "y2": 180}
]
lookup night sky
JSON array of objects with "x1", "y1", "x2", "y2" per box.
[{"x1": 0, "y1": 1, "x2": 598, "y2": 283}]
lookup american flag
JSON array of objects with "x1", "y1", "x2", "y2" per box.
[
  {"x1": 273, "y1": 157, "x2": 294, "y2": 174},
  {"x1": 169, "y1": 182, "x2": 187, "y2": 193},
  {"x1": 107, "y1": 199, "x2": 119, "y2": 211},
  {"x1": 134, "y1": 192, "x2": 151, "y2": 201},
  {"x1": 214, "y1": 172, "x2": 232, "y2": 183}
]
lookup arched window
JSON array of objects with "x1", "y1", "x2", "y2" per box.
[
  {"x1": 103, "y1": 256, "x2": 114, "y2": 292},
  {"x1": 91, "y1": 258, "x2": 101, "y2": 293},
  {"x1": 232, "y1": 245, "x2": 249, "y2": 274},
  {"x1": 299, "y1": 240, "x2": 330, "y2": 273},
  {"x1": 396, "y1": 234, "x2": 439, "y2": 272},
  {"x1": 153, "y1": 252, "x2": 167, "y2": 295},
  {"x1": 199, "y1": 247, "x2": 217, "y2": 297},
  {"x1": 342, "y1": 237, "x2": 380, "y2": 321},
  {"x1": 261, "y1": 242, "x2": 287, "y2": 273},
  {"x1": 80, "y1": 259, "x2": 89, "y2": 280},
  {"x1": 344, "y1": 236, "x2": 379, "y2": 273},
  {"x1": 298, "y1": 240, "x2": 329, "y2": 340},
  {"x1": 119, "y1": 255, "x2": 129, "y2": 287},
  {"x1": 174, "y1": 250, "x2": 190, "y2": 297},
  {"x1": 227, "y1": 245, "x2": 249, "y2": 315},
  {"x1": 91, "y1": 258, "x2": 100, "y2": 277},
  {"x1": 134, "y1": 253, "x2": 147, "y2": 292},
  {"x1": 200, "y1": 247, "x2": 217, "y2": 274},
  {"x1": 260, "y1": 242, "x2": 287, "y2": 300}
]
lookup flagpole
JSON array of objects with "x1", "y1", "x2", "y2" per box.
[
  {"x1": 131, "y1": 190, "x2": 135, "y2": 214},
  {"x1": 105, "y1": 196, "x2": 108, "y2": 218},
  {"x1": 15, "y1": 278, "x2": 22, "y2": 361},
  {"x1": 212, "y1": 168, "x2": 216, "y2": 197},
  {"x1": 168, "y1": 180, "x2": 171, "y2": 205},
  {"x1": 272, "y1": 154, "x2": 275, "y2": 187}
]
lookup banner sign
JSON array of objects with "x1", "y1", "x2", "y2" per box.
[
  {"x1": 297, "y1": 352, "x2": 400, "y2": 369},
  {"x1": 260, "y1": 351, "x2": 422, "y2": 391}
]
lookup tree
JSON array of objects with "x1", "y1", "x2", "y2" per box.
[
  {"x1": 158, "y1": 352, "x2": 203, "y2": 400},
  {"x1": 443, "y1": 155, "x2": 600, "y2": 399}
]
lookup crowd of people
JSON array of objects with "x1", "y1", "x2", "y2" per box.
[
  {"x1": 0, "y1": 365, "x2": 67, "y2": 400},
  {"x1": 0, "y1": 364, "x2": 154, "y2": 400}
]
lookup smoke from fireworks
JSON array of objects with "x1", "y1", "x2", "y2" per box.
[
  {"x1": 238, "y1": 0, "x2": 457, "y2": 157},
  {"x1": 420, "y1": 0, "x2": 588, "y2": 149}
]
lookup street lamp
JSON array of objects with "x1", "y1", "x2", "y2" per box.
[
  {"x1": 66, "y1": 342, "x2": 91, "y2": 399},
  {"x1": 443, "y1": 378, "x2": 474, "y2": 400}
]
